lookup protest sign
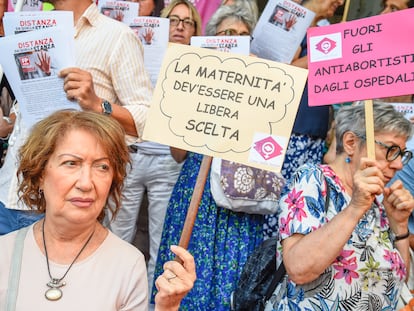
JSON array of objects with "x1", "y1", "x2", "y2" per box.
[
  {"x1": 307, "y1": 8, "x2": 414, "y2": 106},
  {"x1": 142, "y1": 43, "x2": 308, "y2": 172}
]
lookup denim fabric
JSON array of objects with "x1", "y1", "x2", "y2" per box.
[{"x1": 0, "y1": 201, "x2": 43, "y2": 235}]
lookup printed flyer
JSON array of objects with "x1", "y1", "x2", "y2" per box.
[
  {"x1": 98, "y1": 0, "x2": 139, "y2": 24},
  {"x1": 3, "y1": 10, "x2": 74, "y2": 35},
  {"x1": 191, "y1": 36, "x2": 250, "y2": 56},
  {"x1": 129, "y1": 16, "x2": 169, "y2": 87},
  {"x1": 250, "y1": 0, "x2": 315, "y2": 63},
  {"x1": 0, "y1": 26, "x2": 78, "y2": 127}
]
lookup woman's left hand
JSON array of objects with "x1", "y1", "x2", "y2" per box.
[
  {"x1": 383, "y1": 179, "x2": 414, "y2": 231},
  {"x1": 154, "y1": 245, "x2": 196, "y2": 311}
]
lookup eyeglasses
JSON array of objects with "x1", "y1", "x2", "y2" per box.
[
  {"x1": 356, "y1": 134, "x2": 413, "y2": 165},
  {"x1": 215, "y1": 28, "x2": 250, "y2": 36},
  {"x1": 169, "y1": 15, "x2": 195, "y2": 29}
]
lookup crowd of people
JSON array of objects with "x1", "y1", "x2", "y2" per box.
[{"x1": 0, "y1": 0, "x2": 414, "y2": 310}]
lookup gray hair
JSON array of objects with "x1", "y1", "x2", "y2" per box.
[
  {"x1": 221, "y1": 0, "x2": 259, "y2": 21},
  {"x1": 205, "y1": 4, "x2": 257, "y2": 36},
  {"x1": 335, "y1": 102, "x2": 413, "y2": 154}
]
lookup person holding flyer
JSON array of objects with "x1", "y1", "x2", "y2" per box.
[{"x1": 0, "y1": 0, "x2": 153, "y2": 234}]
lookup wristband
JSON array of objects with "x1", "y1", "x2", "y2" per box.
[{"x1": 395, "y1": 231, "x2": 410, "y2": 241}]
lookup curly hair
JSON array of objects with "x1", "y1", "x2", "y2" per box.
[{"x1": 17, "y1": 110, "x2": 130, "y2": 222}]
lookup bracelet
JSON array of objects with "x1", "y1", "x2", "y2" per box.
[
  {"x1": 395, "y1": 231, "x2": 410, "y2": 241},
  {"x1": 2, "y1": 116, "x2": 12, "y2": 125}
]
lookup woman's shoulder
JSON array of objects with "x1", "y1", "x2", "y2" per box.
[
  {"x1": 104, "y1": 230, "x2": 145, "y2": 260},
  {"x1": 0, "y1": 227, "x2": 20, "y2": 256}
]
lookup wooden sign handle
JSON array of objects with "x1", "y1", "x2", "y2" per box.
[
  {"x1": 175, "y1": 155, "x2": 212, "y2": 262},
  {"x1": 341, "y1": 0, "x2": 351, "y2": 22},
  {"x1": 364, "y1": 100, "x2": 376, "y2": 160}
]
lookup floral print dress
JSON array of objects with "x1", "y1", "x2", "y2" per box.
[
  {"x1": 269, "y1": 163, "x2": 406, "y2": 311},
  {"x1": 151, "y1": 152, "x2": 264, "y2": 310}
]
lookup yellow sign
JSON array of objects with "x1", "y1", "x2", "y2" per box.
[{"x1": 142, "y1": 43, "x2": 308, "y2": 172}]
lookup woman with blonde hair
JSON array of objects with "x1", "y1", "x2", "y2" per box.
[{"x1": 161, "y1": 0, "x2": 202, "y2": 44}]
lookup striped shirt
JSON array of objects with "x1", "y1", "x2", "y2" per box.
[{"x1": 75, "y1": 3, "x2": 153, "y2": 143}]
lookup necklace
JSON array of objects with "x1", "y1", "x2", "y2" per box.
[{"x1": 42, "y1": 220, "x2": 95, "y2": 301}]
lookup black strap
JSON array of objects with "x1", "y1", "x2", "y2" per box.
[
  {"x1": 262, "y1": 261, "x2": 286, "y2": 305},
  {"x1": 262, "y1": 175, "x2": 331, "y2": 305},
  {"x1": 324, "y1": 176, "x2": 330, "y2": 213}
]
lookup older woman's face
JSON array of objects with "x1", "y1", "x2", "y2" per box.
[
  {"x1": 215, "y1": 17, "x2": 250, "y2": 36},
  {"x1": 371, "y1": 132, "x2": 407, "y2": 183},
  {"x1": 40, "y1": 129, "x2": 113, "y2": 225},
  {"x1": 381, "y1": 0, "x2": 410, "y2": 13},
  {"x1": 168, "y1": 3, "x2": 196, "y2": 44}
]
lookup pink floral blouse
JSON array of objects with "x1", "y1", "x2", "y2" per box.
[{"x1": 270, "y1": 164, "x2": 406, "y2": 311}]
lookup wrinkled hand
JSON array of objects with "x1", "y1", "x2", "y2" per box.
[
  {"x1": 383, "y1": 179, "x2": 414, "y2": 231},
  {"x1": 154, "y1": 245, "x2": 196, "y2": 311},
  {"x1": 350, "y1": 157, "x2": 385, "y2": 214},
  {"x1": 285, "y1": 15, "x2": 297, "y2": 31},
  {"x1": 35, "y1": 50, "x2": 51, "y2": 76},
  {"x1": 141, "y1": 28, "x2": 154, "y2": 45},
  {"x1": 114, "y1": 10, "x2": 124, "y2": 22},
  {"x1": 59, "y1": 67, "x2": 101, "y2": 111}
]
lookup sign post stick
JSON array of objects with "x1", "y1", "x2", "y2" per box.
[
  {"x1": 175, "y1": 155, "x2": 212, "y2": 260},
  {"x1": 364, "y1": 99, "x2": 376, "y2": 160},
  {"x1": 341, "y1": 0, "x2": 351, "y2": 22}
]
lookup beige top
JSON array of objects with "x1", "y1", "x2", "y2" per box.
[{"x1": 0, "y1": 224, "x2": 148, "y2": 310}]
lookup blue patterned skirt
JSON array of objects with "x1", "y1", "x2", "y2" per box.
[{"x1": 151, "y1": 152, "x2": 264, "y2": 310}]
